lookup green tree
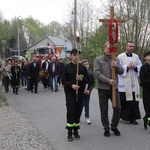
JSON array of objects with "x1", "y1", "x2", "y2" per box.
[
  {"x1": 82, "y1": 24, "x2": 108, "y2": 70},
  {"x1": 11, "y1": 18, "x2": 28, "y2": 53},
  {"x1": 0, "y1": 19, "x2": 13, "y2": 58},
  {"x1": 108, "y1": 0, "x2": 150, "y2": 58},
  {"x1": 46, "y1": 21, "x2": 63, "y2": 37}
]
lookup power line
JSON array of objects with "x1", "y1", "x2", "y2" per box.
[{"x1": 1, "y1": 0, "x2": 59, "y2": 10}]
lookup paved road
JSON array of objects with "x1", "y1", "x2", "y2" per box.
[{"x1": 5, "y1": 84, "x2": 150, "y2": 150}]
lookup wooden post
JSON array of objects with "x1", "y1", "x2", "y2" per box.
[
  {"x1": 76, "y1": 30, "x2": 80, "y2": 87},
  {"x1": 76, "y1": 30, "x2": 80, "y2": 101},
  {"x1": 99, "y1": 5, "x2": 126, "y2": 107}
]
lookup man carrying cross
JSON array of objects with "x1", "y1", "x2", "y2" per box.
[
  {"x1": 94, "y1": 3, "x2": 125, "y2": 137},
  {"x1": 94, "y1": 42, "x2": 124, "y2": 137}
]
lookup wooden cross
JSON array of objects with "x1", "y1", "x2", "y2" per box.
[{"x1": 99, "y1": 5, "x2": 126, "y2": 107}]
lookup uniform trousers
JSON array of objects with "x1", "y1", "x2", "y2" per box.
[{"x1": 65, "y1": 90, "x2": 83, "y2": 128}]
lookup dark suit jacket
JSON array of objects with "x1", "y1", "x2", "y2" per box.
[
  {"x1": 42, "y1": 61, "x2": 49, "y2": 70},
  {"x1": 139, "y1": 62, "x2": 150, "y2": 88},
  {"x1": 29, "y1": 62, "x2": 39, "y2": 78}
]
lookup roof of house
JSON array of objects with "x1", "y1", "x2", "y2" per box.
[{"x1": 23, "y1": 36, "x2": 72, "y2": 52}]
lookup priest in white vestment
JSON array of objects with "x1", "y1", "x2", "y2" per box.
[{"x1": 118, "y1": 41, "x2": 142, "y2": 125}]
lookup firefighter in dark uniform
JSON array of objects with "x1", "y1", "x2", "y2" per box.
[{"x1": 62, "y1": 48, "x2": 89, "y2": 142}]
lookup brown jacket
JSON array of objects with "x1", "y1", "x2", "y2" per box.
[{"x1": 2, "y1": 64, "x2": 11, "y2": 77}]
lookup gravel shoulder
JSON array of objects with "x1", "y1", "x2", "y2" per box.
[{"x1": 0, "y1": 90, "x2": 52, "y2": 150}]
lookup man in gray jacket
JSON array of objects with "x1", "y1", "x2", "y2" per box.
[{"x1": 94, "y1": 42, "x2": 124, "y2": 137}]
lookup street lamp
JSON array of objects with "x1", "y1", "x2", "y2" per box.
[
  {"x1": 17, "y1": 16, "x2": 20, "y2": 59},
  {"x1": 73, "y1": 0, "x2": 77, "y2": 49}
]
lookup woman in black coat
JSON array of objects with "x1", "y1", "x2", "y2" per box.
[{"x1": 11, "y1": 60, "x2": 21, "y2": 95}]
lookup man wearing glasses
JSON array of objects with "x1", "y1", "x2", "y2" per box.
[{"x1": 117, "y1": 41, "x2": 142, "y2": 125}]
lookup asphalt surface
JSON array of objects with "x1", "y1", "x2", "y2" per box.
[{"x1": 5, "y1": 83, "x2": 150, "y2": 150}]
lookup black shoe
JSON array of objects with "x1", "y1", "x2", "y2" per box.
[
  {"x1": 74, "y1": 131, "x2": 80, "y2": 140},
  {"x1": 31, "y1": 90, "x2": 33, "y2": 93},
  {"x1": 111, "y1": 128, "x2": 121, "y2": 136},
  {"x1": 104, "y1": 130, "x2": 110, "y2": 137},
  {"x1": 130, "y1": 120, "x2": 138, "y2": 125},
  {"x1": 66, "y1": 131, "x2": 73, "y2": 142},
  {"x1": 35, "y1": 91, "x2": 38, "y2": 93}
]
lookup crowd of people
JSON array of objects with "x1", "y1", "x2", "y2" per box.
[
  {"x1": 1, "y1": 55, "x2": 65, "y2": 94},
  {"x1": 1, "y1": 41, "x2": 150, "y2": 142}
]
